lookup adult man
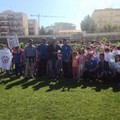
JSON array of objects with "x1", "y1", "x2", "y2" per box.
[
  {"x1": 24, "y1": 39, "x2": 36, "y2": 79},
  {"x1": 37, "y1": 39, "x2": 47, "y2": 77},
  {"x1": 61, "y1": 39, "x2": 72, "y2": 78},
  {"x1": 47, "y1": 38, "x2": 61, "y2": 79}
]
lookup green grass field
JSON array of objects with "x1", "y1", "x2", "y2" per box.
[{"x1": 0, "y1": 74, "x2": 120, "y2": 120}]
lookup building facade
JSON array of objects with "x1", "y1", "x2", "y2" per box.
[
  {"x1": 28, "y1": 19, "x2": 39, "y2": 36},
  {"x1": 58, "y1": 30, "x2": 82, "y2": 41},
  {"x1": 92, "y1": 8, "x2": 120, "y2": 30},
  {"x1": 0, "y1": 10, "x2": 28, "y2": 36},
  {"x1": 45, "y1": 22, "x2": 76, "y2": 34}
]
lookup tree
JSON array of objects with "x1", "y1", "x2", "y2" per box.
[
  {"x1": 40, "y1": 26, "x2": 47, "y2": 35},
  {"x1": 101, "y1": 25, "x2": 118, "y2": 32},
  {"x1": 47, "y1": 29, "x2": 54, "y2": 35},
  {"x1": 80, "y1": 15, "x2": 96, "y2": 33},
  {"x1": 40, "y1": 26, "x2": 54, "y2": 35}
]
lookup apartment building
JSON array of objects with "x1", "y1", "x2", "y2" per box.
[
  {"x1": 28, "y1": 19, "x2": 39, "y2": 36},
  {"x1": 0, "y1": 10, "x2": 28, "y2": 36},
  {"x1": 58, "y1": 30, "x2": 82, "y2": 41},
  {"x1": 92, "y1": 8, "x2": 120, "y2": 30},
  {"x1": 45, "y1": 22, "x2": 76, "y2": 34}
]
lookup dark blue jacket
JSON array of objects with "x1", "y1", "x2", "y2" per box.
[
  {"x1": 98, "y1": 60, "x2": 110, "y2": 72},
  {"x1": 85, "y1": 59, "x2": 97, "y2": 71},
  {"x1": 37, "y1": 43, "x2": 47, "y2": 59},
  {"x1": 13, "y1": 52, "x2": 21, "y2": 64}
]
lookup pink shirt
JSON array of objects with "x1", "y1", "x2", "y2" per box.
[
  {"x1": 72, "y1": 56, "x2": 79, "y2": 67},
  {"x1": 78, "y1": 54, "x2": 86, "y2": 65}
]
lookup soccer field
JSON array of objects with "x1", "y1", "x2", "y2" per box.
[{"x1": 0, "y1": 74, "x2": 120, "y2": 120}]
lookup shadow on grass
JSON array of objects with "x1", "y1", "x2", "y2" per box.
[
  {"x1": 21, "y1": 79, "x2": 40, "y2": 89},
  {"x1": 45, "y1": 78, "x2": 120, "y2": 92},
  {"x1": 46, "y1": 79, "x2": 79, "y2": 92},
  {"x1": 0, "y1": 73, "x2": 119, "y2": 92},
  {"x1": 79, "y1": 79, "x2": 120, "y2": 92},
  {"x1": 5, "y1": 78, "x2": 29, "y2": 90},
  {"x1": 32, "y1": 79, "x2": 51, "y2": 91},
  {"x1": 0, "y1": 74, "x2": 20, "y2": 85},
  {"x1": 0, "y1": 73, "x2": 11, "y2": 79}
]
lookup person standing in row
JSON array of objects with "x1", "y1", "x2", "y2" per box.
[
  {"x1": 61, "y1": 39, "x2": 72, "y2": 78},
  {"x1": 12, "y1": 46, "x2": 22, "y2": 76},
  {"x1": 37, "y1": 39, "x2": 48, "y2": 78},
  {"x1": 24, "y1": 39, "x2": 36, "y2": 79},
  {"x1": 47, "y1": 38, "x2": 61, "y2": 79}
]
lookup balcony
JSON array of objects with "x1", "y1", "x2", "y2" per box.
[
  {"x1": 29, "y1": 30, "x2": 34, "y2": 32},
  {"x1": 9, "y1": 22, "x2": 22, "y2": 26},
  {"x1": 0, "y1": 17, "x2": 8, "y2": 21},
  {"x1": 1, "y1": 32, "x2": 9, "y2": 36},
  {"x1": 9, "y1": 28, "x2": 16, "y2": 31},
  {"x1": 0, "y1": 26, "x2": 9, "y2": 29},
  {"x1": 0, "y1": 30, "x2": 9, "y2": 33},
  {"x1": 0, "y1": 22, "x2": 9, "y2": 26},
  {"x1": 29, "y1": 26, "x2": 34, "y2": 29},
  {"x1": 29, "y1": 32, "x2": 35, "y2": 35},
  {"x1": 7, "y1": 15, "x2": 15, "y2": 20}
]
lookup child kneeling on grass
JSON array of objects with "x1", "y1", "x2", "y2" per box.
[{"x1": 97, "y1": 53, "x2": 111, "y2": 81}]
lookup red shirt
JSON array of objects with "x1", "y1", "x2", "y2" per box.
[{"x1": 72, "y1": 56, "x2": 79, "y2": 67}]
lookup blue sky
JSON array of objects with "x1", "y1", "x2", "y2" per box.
[{"x1": 0, "y1": 0, "x2": 120, "y2": 29}]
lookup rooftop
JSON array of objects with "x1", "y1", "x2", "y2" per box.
[
  {"x1": 94, "y1": 8, "x2": 120, "y2": 12},
  {"x1": 58, "y1": 30, "x2": 81, "y2": 33}
]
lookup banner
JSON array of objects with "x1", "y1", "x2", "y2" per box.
[
  {"x1": 7, "y1": 35, "x2": 19, "y2": 48},
  {"x1": 0, "y1": 48, "x2": 12, "y2": 70}
]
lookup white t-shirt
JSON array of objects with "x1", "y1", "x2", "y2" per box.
[
  {"x1": 112, "y1": 50, "x2": 120, "y2": 56},
  {"x1": 104, "y1": 52, "x2": 113, "y2": 62}
]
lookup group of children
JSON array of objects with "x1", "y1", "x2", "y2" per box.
[
  {"x1": 71, "y1": 41, "x2": 120, "y2": 83},
  {"x1": 0, "y1": 39, "x2": 120, "y2": 85}
]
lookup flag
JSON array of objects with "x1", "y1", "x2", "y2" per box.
[
  {"x1": 7, "y1": 35, "x2": 19, "y2": 48},
  {"x1": 0, "y1": 48, "x2": 12, "y2": 70}
]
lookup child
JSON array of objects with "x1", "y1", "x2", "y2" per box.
[
  {"x1": 20, "y1": 49, "x2": 25, "y2": 75},
  {"x1": 78, "y1": 49, "x2": 86, "y2": 78},
  {"x1": 83, "y1": 53, "x2": 97, "y2": 81},
  {"x1": 72, "y1": 51, "x2": 79, "y2": 80},
  {"x1": 97, "y1": 53, "x2": 111, "y2": 80},
  {"x1": 93, "y1": 47, "x2": 101, "y2": 63},
  {"x1": 56, "y1": 50, "x2": 62, "y2": 78},
  {"x1": 13, "y1": 46, "x2": 22, "y2": 76},
  {"x1": 34, "y1": 58, "x2": 40, "y2": 77},
  {"x1": 104, "y1": 48, "x2": 112, "y2": 62}
]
